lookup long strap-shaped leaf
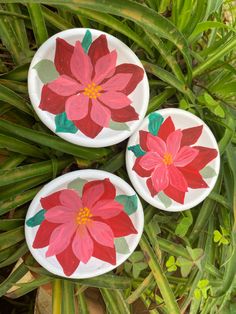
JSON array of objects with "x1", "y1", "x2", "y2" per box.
[{"x1": 100, "y1": 288, "x2": 130, "y2": 314}]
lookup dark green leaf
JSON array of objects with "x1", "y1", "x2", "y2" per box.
[
  {"x1": 115, "y1": 194, "x2": 138, "y2": 215},
  {"x1": 148, "y1": 112, "x2": 164, "y2": 135},
  {"x1": 128, "y1": 144, "x2": 145, "y2": 157},
  {"x1": 26, "y1": 209, "x2": 46, "y2": 227},
  {"x1": 55, "y1": 112, "x2": 78, "y2": 133}
]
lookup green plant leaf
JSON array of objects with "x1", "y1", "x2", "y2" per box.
[
  {"x1": 114, "y1": 237, "x2": 130, "y2": 254},
  {"x1": 166, "y1": 256, "x2": 176, "y2": 268},
  {"x1": 55, "y1": 112, "x2": 78, "y2": 134},
  {"x1": 124, "y1": 262, "x2": 132, "y2": 273},
  {"x1": 175, "y1": 215, "x2": 193, "y2": 237},
  {"x1": 220, "y1": 226, "x2": 229, "y2": 237},
  {"x1": 158, "y1": 191, "x2": 172, "y2": 208},
  {"x1": 197, "y1": 279, "x2": 209, "y2": 289},
  {"x1": 194, "y1": 288, "x2": 201, "y2": 300},
  {"x1": 200, "y1": 165, "x2": 217, "y2": 178},
  {"x1": 129, "y1": 251, "x2": 144, "y2": 263},
  {"x1": 82, "y1": 29, "x2": 92, "y2": 53},
  {"x1": 26, "y1": 209, "x2": 46, "y2": 227},
  {"x1": 176, "y1": 257, "x2": 193, "y2": 277},
  {"x1": 115, "y1": 194, "x2": 138, "y2": 215},
  {"x1": 128, "y1": 144, "x2": 145, "y2": 157},
  {"x1": 132, "y1": 262, "x2": 148, "y2": 278},
  {"x1": 186, "y1": 247, "x2": 204, "y2": 262},
  {"x1": 148, "y1": 112, "x2": 164, "y2": 135},
  {"x1": 33, "y1": 59, "x2": 59, "y2": 83},
  {"x1": 213, "y1": 230, "x2": 222, "y2": 243},
  {"x1": 199, "y1": 92, "x2": 225, "y2": 118},
  {"x1": 67, "y1": 178, "x2": 88, "y2": 194},
  {"x1": 109, "y1": 120, "x2": 130, "y2": 131}
]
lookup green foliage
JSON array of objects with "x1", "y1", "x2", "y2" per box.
[{"x1": 0, "y1": 1, "x2": 235, "y2": 313}]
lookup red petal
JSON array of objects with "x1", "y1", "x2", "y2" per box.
[
  {"x1": 181, "y1": 125, "x2": 203, "y2": 147},
  {"x1": 133, "y1": 157, "x2": 152, "y2": 177},
  {"x1": 33, "y1": 220, "x2": 59, "y2": 248},
  {"x1": 179, "y1": 167, "x2": 208, "y2": 189},
  {"x1": 157, "y1": 117, "x2": 175, "y2": 141},
  {"x1": 146, "y1": 178, "x2": 158, "y2": 197},
  {"x1": 39, "y1": 85, "x2": 67, "y2": 115},
  {"x1": 139, "y1": 130, "x2": 149, "y2": 151},
  {"x1": 56, "y1": 238, "x2": 80, "y2": 276},
  {"x1": 113, "y1": 64, "x2": 144, "y2": 95},
  {"x1": 97, "y1": 212, "x2": 137, "y2": 237},
  {"x1": 93, "y1": 240, "x2": 116, "y2": 265},
  {"x1": 88, "y1": 34, "x2": 109, "y2": 66},
  {"x1": 164, "y1": 185, "x2": 185, "y2": 204},
  {"x1": 110, "y1": 105, "x2": 139, "y2": 122},
  {"x1": 82, "y1": 178, "x2": 116, "y2": 202},
  {"x1": 187, "y1": 146, "x2": 218, "y2": 170},
  {"x1": 73, "y1": 105, "x2": 103, "y2": 138},
  {"x1": 54, "y1": 38, "x2": 74, "y2": 77},
  {"x1": 40, "y1": 190, "x2": 64, "y2": 210}
]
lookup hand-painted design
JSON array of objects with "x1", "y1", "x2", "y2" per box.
[
  {"x1": 26, "y1": 178, "x2": 137, "y2": 276},
  {"x1": 36, "y1": 29, "x2": 144, "y2": 138},
  {"x1": 129, "y1": 115, "x2": 218, "y2": 204}
]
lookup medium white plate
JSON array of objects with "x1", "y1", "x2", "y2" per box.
[
  {"x1": 28, "y1": 28, "x2": 149, "y2": 147},
  {"x1": 25, "y1": 170, "x2": 144, "y2": 278},
  {"x1": 126, "y1": 108, "x2": 220, "y2": 212}
]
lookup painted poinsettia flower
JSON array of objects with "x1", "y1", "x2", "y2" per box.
[
  {"x1": 133, "y1": 117, "x2": 218, "y2": 204},
  {"x1": 39, "y1": 35, "x2": 144, "y2": 138},
  {"x1": 33, "y1": 179, "x2": 137, "y2": 276}
]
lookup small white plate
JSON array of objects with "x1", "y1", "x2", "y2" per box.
[
  {"x1": 126, "y1": 108, "x2": 220, "y2": 212},
  {"x1": 25, "y1": 170, "x2": 144, "y2": 278},
  {"x1": 28, "y1": 28, "x2": 149, "y2": 147}
]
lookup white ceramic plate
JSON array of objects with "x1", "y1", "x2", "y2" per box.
[
  {"x1": 28, "y1": 28, "x2": 149, "y2": 147},
  {"x1": 25, "y1": 170, "x2": 144, "y2": 278},
  {"x1": 126, "y1": 108, "x2": 220, "y2": 212}
]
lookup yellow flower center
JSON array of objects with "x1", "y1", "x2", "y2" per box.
[
  {"x1": 76, "y1": 207, "x2": 93, "y2": 225},
  {"x1": 163, "y1": 152, "x2": 173, "y2": 165},
  {"x1": 83, "y1": 82, "x2": 102, "y2": 99}
]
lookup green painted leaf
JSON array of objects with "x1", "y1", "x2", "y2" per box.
[
  {"x1": 148, "y1": 112, "x2": 164, "y2": 135},
  {"x1": 33, "y1": 59, "x2": 59, "y2": 83},
  {"x1": 158, "y1": 192, "x2": 172, "y2": 208},
  {"x1": 82, "y1": 29, "x2": 92, "y2": 53},
  {"x1": 133, "y1": 262, "x2": 148, "y2": 278},
  {"x1": 68, "y1": 178, "x2": 88, "y2": 194},
  {"x1": 175, "y1": 214, "x2": 193, "y2": 237},
  {"x1": 109, "y1": 120, "x2": 130, "y2": 131},
  {"x1": 200, "y1": 166, "x2": 217, "y2": 178},
  {"x1": 114, "y1": 237, "x2": 130, "y2": 254},
  {"x1": 26, "y1": 209, "x2": 46, "y2": 227},
  {"x1": 128, "y1": 144, "x2": 145, "y2": 157},
  {"x1": 115, "y1": 194, "x2": 138, "y2": 215},
  {"x1": 55, "y1": 112, "x2": 78, "y2": 134}
]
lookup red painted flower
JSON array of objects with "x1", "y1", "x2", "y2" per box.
[
  {"x1": 33, "y1": 179, "x2": 137, "y2": 276},
  {"x1": 39, "y1": 35, "x2": 144, "y2": 138},
  {"x1": 133, "y1": 117, "x2": 218, "y2": 204}
]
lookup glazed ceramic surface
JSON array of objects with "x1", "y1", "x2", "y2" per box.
[
  {"x1": 126, "y1": 108, "x2": 220, "y2": 211},
  {"x1": 25, "y1": 170, "x2": 144, "y2": 278},
  {"x1": 28, "y1": 28, "x2": 149, "y2": 147}
]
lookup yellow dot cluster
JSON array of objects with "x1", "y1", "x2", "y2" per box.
[
  {"x1": 163, "y1": 152, "x2": 173, "y2": 165},
  {"x1": 83, "y1": 82, "x2": 102, "y2": 99},
  {"x1": 76, "y1": 207, "x2": 93, "y2": 225}
]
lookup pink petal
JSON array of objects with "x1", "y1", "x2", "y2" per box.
[
  {"x1": 151, "y1": 166, "x2": 169, "y2": 193},
  {"x1": 93, "y1": 50, "x2": 117, "y2": 84},
  {"x1": 70, "y1": 41, "x2": 93, "y2": 84},
  {"x1": 82, "y1": 181, "x2": 104, "y2": 209},
  {"x1": 102, "y1": 73, "x2": 132, "y2": 91},
  {"x1": 65, "y1": 94, "x2": 89, "y2": 121},
  {"x1": 166, "y1": 130, "x2": 182, "y2": 158},
  {"x1": 59, "y1": 189, "x2": 82, "y2": 211},
  {"x1": 72, "y1": 225, "x2": 94, "y2": 264},
  {"x1": 91, "y1": 200, "x2": 123, "y2": 219},
  {"x1": 45, "y1": 206, "x2": 76, "y2": 223},
  {"x1": 46, "y1": 222, "x2": 76, "y2": 257},
  {"x1": 174, "y1": 146, "x2": 199, "y2": 167},
  {"x1": 98, "y1": 91, "x2": 131, "y2": 109},
  {"x1": 168, "y1": 165, "x2": 188, "y2": 192},
  {"x1": 147, "y1": 133, "x2": 166, "y2": 156},
  {"x1": 139, "y1": 152, "x2": 163, "y2": 170},
  {"x1": 47, "y1": 75, "x2": 82, "y2": 96},
  {"x1": 87, "y1": 221, "x2": 114, "y2": 248},
  {"x1": 90, "y1": 99, "x2": 111, "y2": 127}
]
